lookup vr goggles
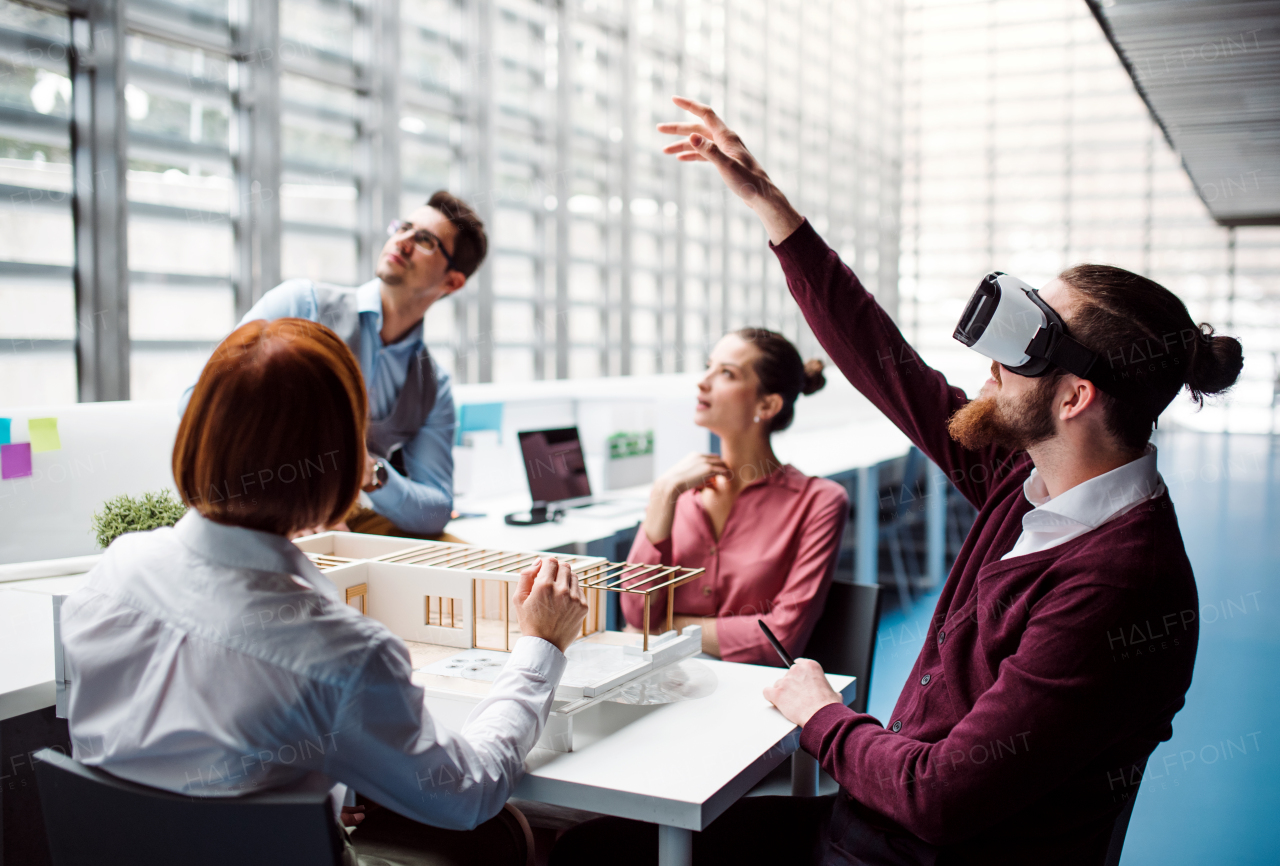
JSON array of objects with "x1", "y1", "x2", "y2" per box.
[{"x1": 953, "y1": 272, "x2": 1118, "y2": 396}]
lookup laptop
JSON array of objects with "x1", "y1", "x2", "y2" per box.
[
  {"x1": 518, "y1": 426, "x2": 594, "y2": 507},
  {"x1": 509, "y1": 427, "x2": 647, "y2": 524}
]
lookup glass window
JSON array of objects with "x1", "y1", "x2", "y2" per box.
[
  {"x1": 124, "y1": 18, "x2": 237, "y2": 401},
  {"x1": 0, "y1": 3, "x2": 75, "y2": 406}
]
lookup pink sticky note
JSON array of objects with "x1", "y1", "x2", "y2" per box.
[{"x1": 1, "y1": 442, "x2": 32, "y2": 479}]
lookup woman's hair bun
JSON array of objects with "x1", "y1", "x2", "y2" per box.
[
  {"x1": 801, "y1": 358, "x2": 826, "y2": 396},
  {"x1": 1185, "y1": 323, "x2": 1243, "y2": 402}
]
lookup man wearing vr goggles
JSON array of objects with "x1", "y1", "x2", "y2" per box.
[{"x1": 658, "y1": 97, "x2": 1243, "y2": 864}]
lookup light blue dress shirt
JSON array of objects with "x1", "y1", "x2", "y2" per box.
[{"x1": 182, "y1": 279, "x2": 455, "y2": 535}]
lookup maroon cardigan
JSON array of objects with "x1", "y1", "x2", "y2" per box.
[{"x1": 773, "y1": 221, "x2": 1199, "y2": 864}]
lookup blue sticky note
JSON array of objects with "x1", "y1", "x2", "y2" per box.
[
  {"x1": 0, "y1": 418, "x2": 9, "y2": 445},
  {"x1": 457, "y1": 402, "x2": 504, "y2": 445}
]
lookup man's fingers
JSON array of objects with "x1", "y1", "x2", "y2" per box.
[
  {"x1": 671, "y1": 95, "x2": 730, "y2": 135},
  {"x1": 676, "y1": 153, "x2": 709, "y2": 162},
  {"x1": 662, "y1": 139, "x2": 699, "y2": 155},
  {"x1": 688, "y1": 134, "x2": 734, "y2": 169},
  {"x1": 656, "y1": 121, "x2": 712, "y2": 137}
]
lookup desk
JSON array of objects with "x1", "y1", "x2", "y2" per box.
[
  {"x1": 0, "y1": 588, "x2": 58, "y2": 722},
  {"x1": 427, "y1": 659, "x2": 856, "y2": 866},
  {"x1": 447, "y1": 487, "x2": 652, "y2": 555}
]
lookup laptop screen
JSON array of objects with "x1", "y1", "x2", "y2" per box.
[{"x1": 518, "y1": 427, "x2": 592, "y2": 504}]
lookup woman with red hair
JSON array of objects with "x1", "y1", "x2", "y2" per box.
[{"x1": 61, "y1": 318, "x2": 587, "y2": 865}]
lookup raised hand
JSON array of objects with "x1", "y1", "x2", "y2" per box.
[{"x1": 657, "y1": 96, "x2": 805, "y2": 244}]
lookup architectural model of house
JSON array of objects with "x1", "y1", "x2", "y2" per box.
[{"x1": 291, "y1": 532, "x2": 710, "y2": 751}]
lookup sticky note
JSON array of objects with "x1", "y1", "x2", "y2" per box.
[
  {"x1": 28, "y1": 417, "x2": 60, "y2": 452},
  {"x1": 0, "y1": 418, "x2": 9, "y2": 444},
  {"x1": 456, "y1": 402, "x2": 504, "y2": 445},
  {"x1": 1, "y1": 443, "x2": 32, "y2": 479}
]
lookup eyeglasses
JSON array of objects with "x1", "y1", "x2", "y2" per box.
[{"x1": 386, "y1": 220, "x2": 456, "y2": 271}]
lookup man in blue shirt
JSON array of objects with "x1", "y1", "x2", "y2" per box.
[{"x1": 183, "y1": 190, "x2": 486, "y2": 538}]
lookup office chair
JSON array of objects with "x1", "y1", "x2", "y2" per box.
[
  {"x1": 32, "y1": 748, "x2": 345, "y2": 866},
  {"x1": 802, "y1": 581, "x2": 884, "y2": 714},
  {"x1": 745, "y1": 582, "x2": 884, "y2": 798}
]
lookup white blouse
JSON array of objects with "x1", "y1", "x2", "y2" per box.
[{"x1": 60, "y1": 511, "x2": 565, "y2": 830}]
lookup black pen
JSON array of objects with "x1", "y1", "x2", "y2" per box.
[{"x1": 757, "y1": 619, "x2": 795, "y2": 667}]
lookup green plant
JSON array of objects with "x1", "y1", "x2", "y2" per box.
[{"x1": 92, "y1": 489, "x2": 188, "y2": 549}]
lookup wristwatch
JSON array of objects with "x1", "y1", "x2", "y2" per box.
[{"x1": 362, "y1": 458, "x2": 389, "y2": 493}]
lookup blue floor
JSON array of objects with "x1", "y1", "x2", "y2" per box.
[{"x1": 864, "y1": 430, "x2": 1280, "y2": 864}]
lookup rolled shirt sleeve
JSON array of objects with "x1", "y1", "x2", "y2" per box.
[{"x1": 365, "y1": 365, "x2": 456, "y2": 536}]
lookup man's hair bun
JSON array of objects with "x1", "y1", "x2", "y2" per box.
[
  {"x1": 1185, "y1": 324, "x2": 1244, "y2": 404},
  {"x1": 801, "y1": 358, "x2": 827, "y2": 396},
  {"x1": 1056, "y1": 263, "x2": 1246, "y2": 452}
]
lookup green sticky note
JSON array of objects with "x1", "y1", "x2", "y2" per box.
[
  {"x1": 0, "y1": 418, "x2": 9, "y2": 444},
  {"x1": 28, "y1": 417, "x2": 60, "y2": 452}
]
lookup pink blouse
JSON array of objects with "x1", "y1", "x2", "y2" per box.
[{"x1": 621, "y1": 464, "x2": 849, "y2": 666}]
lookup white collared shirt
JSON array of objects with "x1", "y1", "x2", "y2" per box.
[
  {"x1": 61, "y1": 511, "x2": 566, "y2": 830},
  {"x1": 1002, "y1": 444, "x2": 1165, "y2": 560}
]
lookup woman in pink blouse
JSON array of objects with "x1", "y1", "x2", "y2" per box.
[{"x1": 621, "y1": 328, "x2": 849, "y2": 666}]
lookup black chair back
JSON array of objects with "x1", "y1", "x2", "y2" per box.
[
  {"x1": 802, "y1": 582, "x2": 883, "y2": 713},
  {"x1": 33, "y1": 748, "x2": 344, "y2": 866}
]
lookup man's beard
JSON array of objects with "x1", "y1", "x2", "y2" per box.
[{"x1": 947, "y1": 372, "x2": 1060, "y2": 452}]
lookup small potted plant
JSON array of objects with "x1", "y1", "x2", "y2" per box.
[{"x1": 91, "y1": 489, "x2": 188, "y2": 549}]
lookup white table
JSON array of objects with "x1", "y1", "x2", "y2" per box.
[
  {"x1": 427, "y1": 659, "x2": 856, "y2": 866},
  {"x1": 0, "y1": 575, "x2": 90, "y2": 721},
  {"x1": 447, "y1": 486, "x2": 653, "y2": 554},
  {"x1": 0, "y1": 587, "x2": 59, "y2": 722}
]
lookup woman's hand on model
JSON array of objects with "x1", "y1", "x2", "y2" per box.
[
  {"x1": 643, "y1": 452, "x2": 730, "y2": 544},
  {"x1": 513, "y1": 557, "x2": 589, "y2": 654},
  {"x1": 658, "y1": 96, "x2": 806, "y2": 245}
]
